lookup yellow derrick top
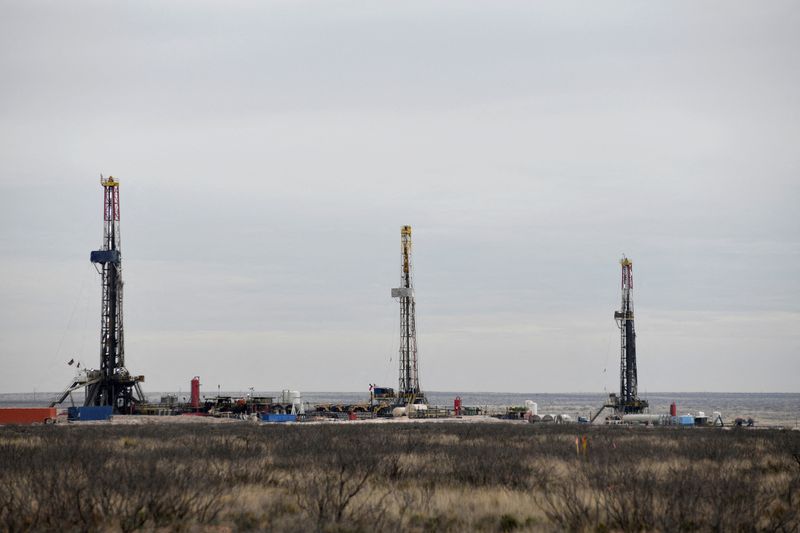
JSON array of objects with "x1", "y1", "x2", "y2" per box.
[
  {"x1": 620, "y1": 256, "x2": 632, "y2": 267},
  {"x1": 101, "y1": 175, "x2": 119, "y2": 188},
  {"x1": 401, "y1": 225, "x2": 412, "y2": 236}
]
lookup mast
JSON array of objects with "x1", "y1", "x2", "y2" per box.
[
  {"x1": 101, "y1": 176, "x2": 123, "y2": 382},
  {"x1": 391, "y1": 226, "x2": 423, "y2": 404},
  {"x1": 85, "y1": 176, "x2": 144, "y2": 411},
  {"x1": 613, "y1": 256, "x2": 647, "y2": 414}
]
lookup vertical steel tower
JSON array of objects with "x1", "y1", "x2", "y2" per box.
[
  {"x1": 613, "y1": 256, "x2": 647, "y2": 414},
  {"x1": 391, "y1": 226, "x2": 424, "y2": 405},
  {"x1": 85, "y1": 176, "x2": 144, "y2": 411}
]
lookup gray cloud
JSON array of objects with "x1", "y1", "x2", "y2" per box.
[{"x1": 1, "y1": 1, "x2": 798, "y2": 393}]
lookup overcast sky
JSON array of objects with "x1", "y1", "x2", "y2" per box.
[{"x1": 1, "y1": 1, "x2": 798, "y2": 395}]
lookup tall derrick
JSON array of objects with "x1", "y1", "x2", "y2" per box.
[
  {"x1": 52, "y1": 176, "x2": 144, "y2": 412},
  {"x1": 391, "y1": 226, "x2": 425, "y2": 405},
  {"x1": 612, "y1": 256, "x2": 648, "y2": 414}
]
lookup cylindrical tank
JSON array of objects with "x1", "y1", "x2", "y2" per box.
[
  {"x1": 285, "y1": 391, "x2": 303, "y2": 414},
  {"x1": 622, "y1": 414, "x2": 663, "y2": 425},
  {"x1": 281, "y1": 390, "x2": 301, "y2": 403},
  {"x1": 670, "y1": 402, "x2": 677, "y2": 417},
  {"x1": 407, "y1": 403, "x2": 427, "y2": 416},
  {"x1": 392, "y1": 407, "x2": 407, "y2": 417},
  {"x1": 525, "y1": 400, "x2": 538, "y2": 416},
  {"x1": 454, "y1": 396, "x2": 462, "y2": 416},
  {"x1": 190, "y1": 376, "x2": 200, "y2": 409}
]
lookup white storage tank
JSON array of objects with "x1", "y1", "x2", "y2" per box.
[
  {"x1": 525, "y1": 400, "x2": 538, "y2": 416},
  {"x1": 281, "y1": 390, "x2": 301, "y2": 403},
  {"x1": 622, "y1": 414, "x2": 664, "y2": 425}
]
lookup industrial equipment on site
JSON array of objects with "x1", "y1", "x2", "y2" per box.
[
  {"x1": 0, "y1": 408, "x2": 57, "y2": 425},
  {"x1": 51, "y1": 176, "x2": 145, "y2": 413},
  {"x1": 191, "y1": 376, "x2": 201, "y2": 409},
  {"x1": 10, "y1": 195, "x2": 740, "y2": 426},
  {"x1": 612, "y1": 256, "x2": 648, "y2": 414},
  {"x1": 67, "y1": 405, "x2": 113, "y2": 421},
  {"x1": 591, "y1": 256, "x2": 649, "y2": 422},
  {"x1": 391, "y1": 225, "x2": 426, "y2": 406}
]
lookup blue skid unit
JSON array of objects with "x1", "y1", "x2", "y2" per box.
[
  {"x1": 261, "y1": 414, "x2": 297, "y2": 423},
  {"x1": 68, "y1": 406, "x2": 113, "y2": 421},
  {"x1": 678, "y1": 415, "x2": 694, "y2": 426}
]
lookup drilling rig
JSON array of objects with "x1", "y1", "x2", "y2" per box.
[
  {"x1": 390, "y1": 226, "x2": 426, "y2": 406},
  {"x1": 52, "y1": 176, "x2": 145, "y2": 412},
  {"x1": 611, "y1": 256, "x2": 648, "y2": 414}
]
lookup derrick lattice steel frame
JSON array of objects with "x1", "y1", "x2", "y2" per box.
[
  {"x1": 392, "y1": 226, "x2": 423, "y2": 404},
  {"x1": 84, "y1": 176, "x2": 144, "y2": 411},
  {"x1": 613, "y1": 256, "x2": 647, "y2": 414},
  {"x1": 99, "y1": 179, "x2": 123, "y2": 379}
]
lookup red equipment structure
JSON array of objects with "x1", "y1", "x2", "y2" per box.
[
  {"x1": 190, "y1": 376, "x2": 201, "y2": 409},
  {"x1": 0, "y1": 408, "x2": 57, "y2": 425},
  {"x1": 454, "y1": 396, "x2": 462, "y2": 416}
]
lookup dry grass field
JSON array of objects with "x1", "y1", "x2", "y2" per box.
[{"x1": 1, "y1": 422, "x2": 798, "y2": 532}]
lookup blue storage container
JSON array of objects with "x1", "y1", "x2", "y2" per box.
[
  {"x1": 261, "y1": 414, "x2": 297, "y2": 423},
  {"x1": 678, "y1": 415, "x2": 694, "y2": 426},
  {"x1": 76, "y1": 406, "x2": 113, "y2": 421}
]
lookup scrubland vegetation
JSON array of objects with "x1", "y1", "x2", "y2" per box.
[{"x1": 1, "y1": 422, "x2": 798, "y2": 532}]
